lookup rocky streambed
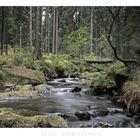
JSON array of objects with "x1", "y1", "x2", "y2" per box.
[{"x1": 0, "y1": 78, "x2": 140, "y2": 127}]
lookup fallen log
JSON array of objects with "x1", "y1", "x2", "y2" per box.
[
  {"x1": 2, "y1": 65, "x2": 45, "y2": 83},
  {"x1": 85, "y1": 59, "x2": 113, "y2": 64}
]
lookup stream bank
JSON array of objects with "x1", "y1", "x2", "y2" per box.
[{"x1": 0, "y1": 78, "x2": 140, "y2": 127}]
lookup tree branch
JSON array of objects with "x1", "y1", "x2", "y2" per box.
[{"x1": 98, "y1": 7, "x2": 140, "y2": 67}]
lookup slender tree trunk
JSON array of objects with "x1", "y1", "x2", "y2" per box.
[
  {"x1": 1, "y1": 7, "x2": 5, "y2": 55},
  {"x1": 44, "y1": 7, "x2": 47, "y2": 53},
  {"x1": 5, "y1": 11, "x2": 8, "y2": 55},
  {"x1": 55, "y1": 8, "x2": 59, "y2": 54},
  {"x1": 35, "y1": 7, "x2": 42, "y2": 59},
  {"x1": 112, "y1": 9, "x2": 121, "y2": 59},
  {"x1": 19, "y1": 25, "x2": 22, "y2": 52},
  {"x1": 52, "y1": 7, "x2": 56, "y2": 54},
  {"x1": 40, "y1": 7, "x2": 43, "y2": 53},
  {"x1": 29, "y1": 6, "x2": 32, "y2": 53},
  {"x1": 90, "y1": 8, "x2": 93, "y2": 53},
  {"x1": 47, "y1": 7, "x2": 50, "y2": 53},
  {"x1": 44, "y1": 7, "x2": 49, "y2": 53},
  {"x1": 95, "y1": 15, "x2": 98, "y2": 56}
]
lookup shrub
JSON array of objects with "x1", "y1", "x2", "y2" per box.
[
  {"x1": 12, "y1": 52, "x2": 36, "y2": 69},
  {"x1": 90, "y1": 73, "x2": 116, "y2": 89},
  {"x1": 107, "y1": 61, "x2": 127, "y2": 77}
]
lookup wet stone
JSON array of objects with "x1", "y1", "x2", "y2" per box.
[
  {"x1": 74, "y1": 112, "x2": 91, "y2": 120},
  {"x1": 58, "y1": 113, "x2": 79, "y2": 122},
  {"x1": 94, "y1": 122, "x2": 113, "y2": 128},
  {"x1": 71, "y1": 87, "x2": 82, "y2": 92},
  {"x1": 89, "y1": 108, "x2": 109, "y2": 118},
  {"x1": 107, "y1": 108, "x2": 125, "y2": 115},
  {"x1": 58, "y1": 79, "x2": 67, "y2": 82}
]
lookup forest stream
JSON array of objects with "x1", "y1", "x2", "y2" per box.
[{"x1": 0, "y1": 78, "x2": 140, "y2": 128}]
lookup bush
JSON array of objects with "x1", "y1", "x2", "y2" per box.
[
  {"x1": 107, "y1": 61, "x2": 127, "y2": 77},
  {"x1": 12, "y1": 52, "x2": 36, "y2": 69},
  {"x1": 90, "y1": 72, "x2": 116, "y2": 90}
]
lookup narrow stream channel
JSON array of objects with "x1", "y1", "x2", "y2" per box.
[{"x1": 0, "y1": 78, "x2": 140, "y2": 127}]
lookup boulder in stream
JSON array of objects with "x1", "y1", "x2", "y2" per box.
[
  {"x1": 34, "y1": 84, "x2": 51, "y2": 94},
  {"x1": 94, "y1": 122, "x2": 113, "y2": 128},
  {"x1": 58, "y1": 113, "x2": 79, "y2": 122},
  {"x1": 0, "y1": 108, "x2": 68, "y2": 128},
  {"x1": 58, "y1": 79, "x2": 66, "y2": 82},
  {"x1": 71, "y1": 87, "x2": 82, "y2": 92},
  {"x1": 74, "y1": 111, "x2": 91, "y2": 120},
  {"x1": 90, "y1": 108, "x2": 109, "y2": 118}
]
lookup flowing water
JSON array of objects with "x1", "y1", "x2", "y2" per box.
[{"x1": 0, "y1": 78, "x2": 140, "y2": 127}]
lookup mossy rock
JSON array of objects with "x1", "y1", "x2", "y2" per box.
[
  {"x1": 3, "y1": 66, "x2": 45, "y2": 83},
  {"x1": 0, "y1": 90, "x2": 41, "y2": 100},
  {"x1": 34, "y1": 84, "x2": 50, "y2": 93},
  {"x1": 13, "y1": 91, "x2": 38, "y2": 96},
  {"x1": 0, "y1": 108, "x2": 68, "y2": 128},
  {"x1": 13, "y1": 109, "x2": 41, "y2": 117},
  {"x1": 15, "y1": 84, "x2": 33, "y2": 91}
]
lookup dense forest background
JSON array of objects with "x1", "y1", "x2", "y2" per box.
[{"x1": 0, "y1": 6, "x2": 140, "y2": 63}]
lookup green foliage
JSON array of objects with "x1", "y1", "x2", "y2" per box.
[
  {"x1": 63, "y1": 27, "x2": 90, "y2": 58},
  {"x1": 91, "y1": 73, "x2": 116, "y2": 89},
  {"x1": 12, "y1": 52, "x2": 35, "y2": 69},
  {"x1": 41, "y1": 54, "x2": 80, "y2": 78},
  {"x1": 93, "y1": 34, "x2": 112, "y2": 58},
  {"x1": 106, "y1": 61, "x2": 127, "y2": 77}
]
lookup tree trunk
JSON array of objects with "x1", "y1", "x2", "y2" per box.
[
  {"x1": 112, "y1": 9, "x2": 122, "y2": 58},
  {"x1": 55, "y1": 8, "x2": 59, "y2": 54},
  {"x1": 90, "y1": 8, "x2": 93, "y2": 53},
  {"x1": 5, "y1": 10, "x2": 8, "y2": 55},
  {"x1": 44, "y1": 7, "x2": 49, "y2": 53},
  {"x1": 47, "y1": 7, "x2": 50, "y2": 53},
  {"x1": 104, "y1": 7, "x2": 140, "y2": 67},
  {"x1": 19, "y1": 25, "x2": 22, "y2": 52},
  {"x1": 29, "y1": 6, "x2": 32, "y2": 53},
  {"x1": 1, "y1": 7, "x2": 5, "y2": 55},
  {"x1": 40, "y1": 7, "x2": 43, "y2": 54},
  {"x1": 35, "y1": 7, "x2": 42, "y2": 60},
  {"x1": 52, "y1": 7, "x2": 56, "y2": 54}
]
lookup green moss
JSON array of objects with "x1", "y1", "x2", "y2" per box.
[
  {"x1": 81, "y1": 72, "x2": 101, "y2": 79},
  {"x1": 34, "y1": 84, "x2": 48, "y2": 93},
  {"x1": 15, "y1": 84, "x2": 33, "y2": 91},
  {"x1": 13, "y1": 109, "x2": 41, "y2": 117},
  {"x1": 90, "y1": 73, "x2": 116, "y2": 89},
  {"x1": 14, "y1": 91, "x2": 38, "y2": 96},
  {"x1": 0, "y1": 108, "x2": 68, "y2": 128},
  {"x1": 3, "y1": 66, "x2": 45, "y2": 83},
  {"x1": 107, "y1": 61, "x2": 128, "y2": 77}
]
